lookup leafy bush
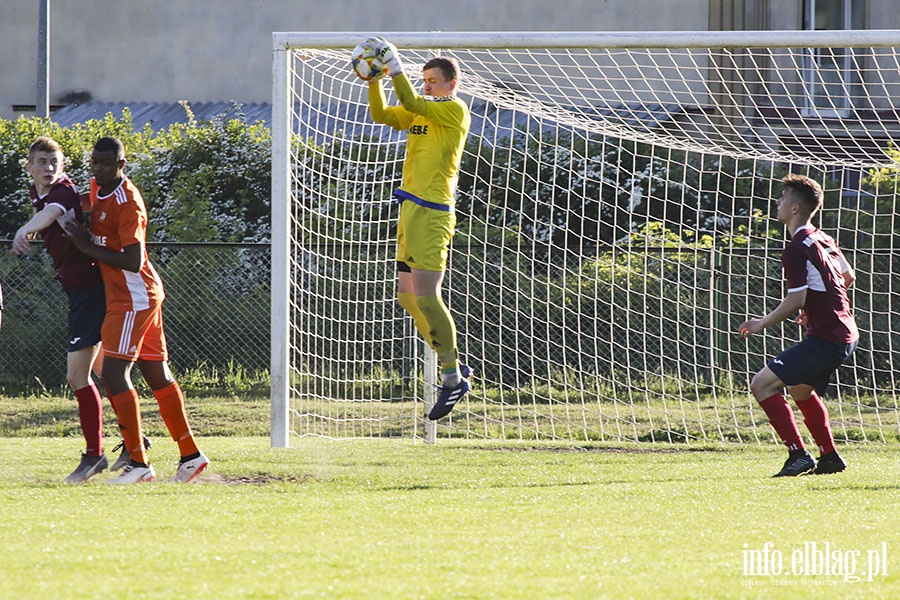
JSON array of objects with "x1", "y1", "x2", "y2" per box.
[
  {"x1": 0, "y1": 106, "x2": 270, "y2": 243},
  {"x1": 0, "y1": 109, "x2": 272, "y2": 391}
]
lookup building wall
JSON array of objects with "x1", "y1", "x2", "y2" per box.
[
  {"x1": 1, "y1": 0, "x2": 710, "y2": 120},
  {"x1": 4, "y1": 1, "x2": 898, "y2": 121}
]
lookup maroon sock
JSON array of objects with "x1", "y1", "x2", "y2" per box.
[
  {"x1": 759, "y1": 394, "x2": 804, "y2": 451},
  {"x1": 75, "y1": 383, "x2": 104, "y2": 456},
  {"x1": 796, "y1": 393, "x2": 836, "y2": 455}
]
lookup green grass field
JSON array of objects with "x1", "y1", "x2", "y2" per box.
[{"x1": 1, "y1": 394, "x2": 899, "y2": 599}]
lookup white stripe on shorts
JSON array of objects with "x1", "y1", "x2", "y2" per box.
[{"x1": 119, "y1": 310, "x2": 136, "y2": 356}]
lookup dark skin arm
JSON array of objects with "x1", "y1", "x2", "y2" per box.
[
  {"x1": 62, "y1": 220, "x2": 143, "y2": 272},
  {"x1": 61, "y1": 217, "x2": 173, "y2": 394}
]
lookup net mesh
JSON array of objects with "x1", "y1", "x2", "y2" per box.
[{"x1": 274, "y1": 34, "x2": 900, "y2": 444}]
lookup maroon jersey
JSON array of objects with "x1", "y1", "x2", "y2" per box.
[
  {"x1": 29, "y1": 175, "x2": 103, "y2": 289},
  {"x1": 782, "y1": 225, "x2": 859, "y2": 344}
]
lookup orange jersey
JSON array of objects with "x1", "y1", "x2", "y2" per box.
[{"x1": 89, "y1": 177, "x2": 165, "y2": 311}]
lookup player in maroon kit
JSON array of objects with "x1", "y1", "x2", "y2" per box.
[
  {"x1": 739, "y1": 174, "x2": 859, "y2": 477},
  {"x1": 13, "y1": 137, "x2": 110, "y2": 482}
]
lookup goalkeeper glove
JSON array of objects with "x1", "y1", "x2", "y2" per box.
[
  {"x1": 372, "y1": 36, "x2": 404, "y2": 77},
  {"x1": 359, "y1": 37, "x2": 380, "y2": 53}
]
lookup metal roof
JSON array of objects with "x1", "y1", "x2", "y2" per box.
[
  {"x1": 49, "y1": 99, "x2": 687, "y2": 144},
  {"x1": 51, "y1": 101, "x2": 272, "y2": 131}
]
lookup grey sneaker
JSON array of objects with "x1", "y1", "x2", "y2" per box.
[
  {"x1": 109, "y1": 435, "x2": 153, "y2": 471},
  {"x1": 65, "y1": 453, "x2": 109, "y2": 484}
]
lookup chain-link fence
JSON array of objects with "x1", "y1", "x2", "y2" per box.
[{"x1": 0, "y1": 242, "x2": 270, "y2": 390}]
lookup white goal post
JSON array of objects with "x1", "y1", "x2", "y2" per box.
[{"x1": 271, "y1": 30, "x2": 900, "y2": 448}]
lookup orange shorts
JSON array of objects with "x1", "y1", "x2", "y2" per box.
[{"x1": 101, "y1": 304, "x2": 169, "y2": 362}]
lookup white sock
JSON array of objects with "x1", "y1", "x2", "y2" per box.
[{"x1": 442, "y1": 369, "x2": 461, "y2": 387}]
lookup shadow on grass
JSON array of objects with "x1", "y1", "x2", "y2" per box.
[
  {"x1": 468, "y1": 444, "x2": 736, "y2": 454},
  {"x1": 198, "y1": 472, "x2": 317, "y2": 485}
]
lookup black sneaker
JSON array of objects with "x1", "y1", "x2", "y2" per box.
[
  {"x1": 773, "y1": 450, "x2": 816, "y2": 477},
  {"x1": 813, "y1": 450, "x2": 846, "y2": 475},
  {"x1": 109, "y1": 435, "x2": 153, "y2": 471}
]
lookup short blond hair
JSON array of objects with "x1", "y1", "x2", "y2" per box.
[{"x1": 28, "y1": 136, "x2": 63, "y2": 162}]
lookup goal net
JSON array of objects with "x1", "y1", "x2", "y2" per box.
[{"x1": 271, "y1": 30, "x2": 900, "y2": 447}]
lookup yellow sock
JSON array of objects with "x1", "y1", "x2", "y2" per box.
[
  {"x1": 414, "y1": 294, "x2": 458, "y2": 368},
  {"x1": 397, "y1": 292, "x2": 434, "y2": 347}
]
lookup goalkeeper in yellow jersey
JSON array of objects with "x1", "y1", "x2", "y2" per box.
[{"x1": 362, "y1": 37, "x2": 471, "y2": 420}]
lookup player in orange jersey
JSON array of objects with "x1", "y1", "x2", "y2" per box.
[{"x1": 63, "y1": 136, "x2": 208, "y2": 483}]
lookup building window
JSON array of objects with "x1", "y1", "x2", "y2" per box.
[{"x1": 802, "y1": 0, "x2": 857, "y2": 116}]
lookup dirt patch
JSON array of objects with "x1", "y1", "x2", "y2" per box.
[{"x1": 198, "y1": 472, "x2": 316, "y2": 485}]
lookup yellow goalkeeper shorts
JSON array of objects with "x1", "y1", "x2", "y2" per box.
[{"x1": 396, "y1": 199, "x2": 456, "y2": 272}]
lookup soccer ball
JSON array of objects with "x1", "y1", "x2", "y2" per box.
[{"x1": 350, "y1": 43, "x2": 385, "y2": 81}]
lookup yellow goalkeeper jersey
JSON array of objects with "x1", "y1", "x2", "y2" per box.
[{"x1": 368, "y1": 75, "x2": 470, "y2": 207}]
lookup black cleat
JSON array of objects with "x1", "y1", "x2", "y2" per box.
[
  {"x1": 428, "y1": 379, "x2": 470, "y2": 421},
  {"x1": 813, "y1": 450, "x2": 846, "y2": 475},
  {"x1": 109, "y1": 435, "x2": 153, "y2": 471},
  {"x1": 773, "y1": 450, "x2": 816, "y2": 477}
]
